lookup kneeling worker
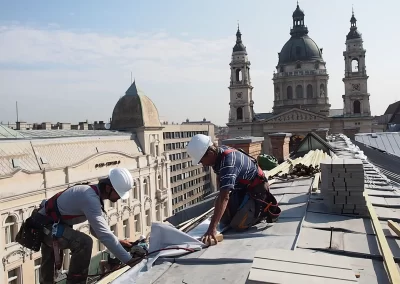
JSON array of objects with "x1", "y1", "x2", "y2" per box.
[
  {"x1": 186, "y1": 134, "x2": 281, "y2": 246},
  {"x1": 34, "y1": 168, "x2": 139, "y2": 284}
]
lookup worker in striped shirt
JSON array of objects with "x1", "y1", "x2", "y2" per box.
[{"x1": 187, "y1": 134, "x2": 281, "y2": 246}]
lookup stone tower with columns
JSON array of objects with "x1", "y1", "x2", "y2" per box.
[
  {"x1": 228, "y1": 26, "x2": 254, "y2": 123},
  {"x1": 342, "y1": 9, "x2": 371, "y2": 117}
]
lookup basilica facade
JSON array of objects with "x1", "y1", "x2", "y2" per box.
[{"x1": 227, "y1": 4, "x2": 373, "y2": 153}]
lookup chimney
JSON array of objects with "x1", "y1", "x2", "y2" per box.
[
  {"x1": 16, "y1": 121, "x2": 27, "y2": 130},
  {"x1": 60, "y1": 123, "x2": 71, "y2": 130},
  {"x1": 79, "y1": 122, "x2": 88, "y2": 130},
  {"x1": 222, "y1": 136, "x2": 264, "y2": 158},
  {"x1": 268, "y1": 133, "x2": 292, "y2": 163},
  {"x1": 41, "y1": 122, "x2": 52, "y2": 130}
]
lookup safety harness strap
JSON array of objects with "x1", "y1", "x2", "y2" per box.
[
  {"x1": 45, "y1": 185, "x2": 100, "y2": 223},
  {"x1": 221, "y1": 148, "x2": 266, "y2": 189}
]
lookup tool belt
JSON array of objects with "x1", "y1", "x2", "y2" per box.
[
  {"x1": 248, "y1": 181, "x2": 281, "y2": 223},
  {"x1": 15, "y1": 209, "x2": 52, "y2": 252}
]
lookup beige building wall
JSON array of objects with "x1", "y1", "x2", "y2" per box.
[
  {"x1": 162, "y1": 123, "x2": 217, "y2": 214},
  {"x1": 0, "y1": 133, "x2": 171, "y2": 284}
]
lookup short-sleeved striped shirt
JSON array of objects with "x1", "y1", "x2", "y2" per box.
[{"x1": 212, "y1": 145, "x2": 260, "y2": 191}]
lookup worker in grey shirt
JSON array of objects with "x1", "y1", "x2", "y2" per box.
[{"x1": 34, "y1": 168, "x2": 140, "y2": 284}]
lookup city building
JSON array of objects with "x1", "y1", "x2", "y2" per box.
[
  {"x1": 110, "y1": 82, "x2": 217, "y2": 214},
  {"x1": 227, "y1": 5, "x2": 374, "y2": 154},
  {"x1": 0, "y1": 81, "x2": 216, "y2": 284}
]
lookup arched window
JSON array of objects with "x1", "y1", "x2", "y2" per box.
[
  {"x1": 296, "y1": 85, "x2": 303, "y2": 98},
  {"x1": 4, "y1": 216, "x2": 17, "y2": 244},
  {"x1": 143, "y1": 178, "x2": 149, "y2": 196},
  {"x1": 235, "y1": 69, "x2": 242, "y2": 82},
  {"x1": 275, "y1": 87, "x2": 280, "y2": 100},
  {"x1": 353, "y1": 100, "x2": 361, "y2": 114},
  {"x1": 133, "y1": 181, "x2": 139, "y2": 200},
  {"x1": 236, "y1": 107, "x2": 243, "y2": 120},
  {"x1": 287, "y1": 86, "x2": 293, "y2": 99},
  {"x1": 351, "y1": 59, "x2": 359, "y2": 72},
  {"x1": 319, "y1": 84, "x2": 325, "y2": 97},
  {"x1": 158, "y1": 175, "x2": 162, "y2": 190},
  {"x1": 307, "y1": 84, "x2": 313, "y2": 98}
]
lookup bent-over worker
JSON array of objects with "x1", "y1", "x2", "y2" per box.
[
  {"x1": 32, "y1": 168, "x2": 139, "y2": 284},
  {"x1": 186, "y1": 134, "x2": 281, "y2": 246}
]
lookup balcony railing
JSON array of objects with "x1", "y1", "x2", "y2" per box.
[{"x1": 273, "y1": 69, "x2": 327, "y2": 79}]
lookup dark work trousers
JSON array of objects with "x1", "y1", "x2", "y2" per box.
[
  {"x1": 40, "y1": 224, "x2": 93, "y2": 284},
  {"x1": 221, "y1": 181, "x2": 279, "y2": 230}
]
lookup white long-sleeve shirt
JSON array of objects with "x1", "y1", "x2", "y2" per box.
[{"x1": 38, "y1": 184, "x2": 132, "y2": 264}]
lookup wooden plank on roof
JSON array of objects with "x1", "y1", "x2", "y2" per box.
[
  {"x1": 366, "y1": 194, "x2": 400, "y2": 284},
  {"x1": 388, "y1": 220, "x2": 400, "y2": 237}
]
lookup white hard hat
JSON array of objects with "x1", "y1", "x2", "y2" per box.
[
  {"x1": 108, "y1": 168, "x2": 133, "y2": 200},
  {"x1": 187, "y1": 134, "x2": 213, "y2": 165}
]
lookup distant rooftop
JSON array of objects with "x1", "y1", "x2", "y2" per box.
[
  {"x1": 355, "y1": 132, "x2": 400, "y2": 158},
  {"x1": 14, "y1": 129, "x2": 131, "y2": 139},
  {"x1": 0, "y1": 125, "x2": 28, "y2": 139}
]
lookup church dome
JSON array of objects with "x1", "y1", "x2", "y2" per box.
[
  {"x1": 278, "y1": 3, "x2": 323, "y2": 65},
  {"x1": 278, "y1": 35, "x2": 323, "y2": 65},
  {"x1": 111, "y1": 82, "x2": 161, "y2": 130}
]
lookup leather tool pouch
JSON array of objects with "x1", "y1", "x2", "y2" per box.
[{"x1": 15, "y1": 210, "x2": 52, "y2": 252}]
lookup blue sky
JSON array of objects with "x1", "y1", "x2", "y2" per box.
[{"x1": 0, "y1": 0, "x2": 398, "y2": 126}]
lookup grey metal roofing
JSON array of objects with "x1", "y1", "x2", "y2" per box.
[
  {"x1": 0, "y1": 125, "x2": 28, "y2": 139},
  {"x1": 355, "y1": 132, "x2": 400, "y2": 158},
  {"x1": 109, "y1": 134, "x2": 400, "y2": 284},
  {"x1": 254, "y1": 112, "x2": 275, "y2": 121},
  {"x1": 17, "y1": 129, "x2": 131, "y2": 139},
  {"x1": 353, "y1": 140, "x2": 400, "y2": 184},
  {"x1": 0, "y1": 130, "x2": 142, "y2": 177}
]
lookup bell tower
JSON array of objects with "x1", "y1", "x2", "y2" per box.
[
  {"x1": 342, "y1": 9, "x2": 371, "y2": 117},
  {"x1": 228, "y1": 25, "x2": 254, "y2": 123}
]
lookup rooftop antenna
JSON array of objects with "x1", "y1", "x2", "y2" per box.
[
  {"x1": 131, "y1": 72, "x2": 132, "y2": 84},
  {"x1": 16, "y1": 101, "x2": 19, "y2": 123}
]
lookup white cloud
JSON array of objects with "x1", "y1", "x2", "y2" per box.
[{"x1": 0, "y1": 24, "x2": 237, "y2": 125}]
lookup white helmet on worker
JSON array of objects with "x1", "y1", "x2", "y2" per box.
[
  {"x1": 108, "y1": 168, "x2": 133, "y2": 200},
  {"x1": 187, "y1": 134, "x2": 213, "y2": 165}
]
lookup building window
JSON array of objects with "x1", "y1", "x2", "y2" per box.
[
  {"x1": 296, "y1": 85, "x2": 303, "y2": 98},
  {"x1": 5, "y1": 215, "x2": 17, "y2": 245},
  {"x1": 351, "y1": 59, "x2": 359, "y2": 72},
  {"x1": 319, "y1": 84, "x2": 325, "y2": 97},
  {"x1": 353, "y1": 100, "x2": 361, "y2": 114},
  {"x1": 34, "y1": 258, "x2": 41, "y2": 284},
  {"x1": 134, "y1": 214, "x2": 141, "y2": 233},
  {"x1": 98, "y1": 240, "x2": 104, "y2": 252},
  {"x1": 143, "y1": 179, "x2": 149, "y2": 196},
  {"x1": 123, "y1": 219, "x2": 129, "y2": 239},
  {"x1": 164, "y1": 202, "x2": 168, "y2": 218},
  {"x1": 235, "y1": 69, "x2": 242, "y2": 82},
  {"x1": 158, "y1": 175, "x2": 162, "y2": 190},
  {"x1": 145, "y1": 210, "x2": 151, "y2": 227},
  {"x1": 110, "y1": 225, "x2": 117, "y2": 236},
  {"x1": 8, "y1": 267, "x2": 21, "y2": 284},
  {"x1": 287, "y1": 86, "x2": 293, "y2": 99},
  {"x1": 236, "y1": 107, "x2": 243, "y2": 120},
  {"x1": 307, "y1": 84, "x2": 313, "y2": 98},
  {"x1": 133, "y1": 181, "x2": 139, "y2": 200}
]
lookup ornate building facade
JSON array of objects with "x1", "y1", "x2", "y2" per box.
[
  {"x1": 0, "y1": 82, "x2": 216, "y2": 284},
  {"x1": 227, "y1": 4, "x2": 373, "y2": 154}
]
